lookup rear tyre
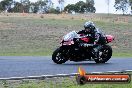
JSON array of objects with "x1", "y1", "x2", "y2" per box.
[
  {"x1": 94, "y1": 45, "x2": 112, "y2": 63},
  {"x1": 52, "y1": 48, "x2": 68, "y2": 64}
]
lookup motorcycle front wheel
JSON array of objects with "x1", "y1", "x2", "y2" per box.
[
  {"x1": 94, "y1": 45, "x2": 112, "y2": 63},
  {"x1": 52, "y1": 47, "x2": 68, "y2": 64}
]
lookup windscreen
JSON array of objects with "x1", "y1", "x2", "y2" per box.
[{"x1": 63, "y1": 31, "x2": 80, "y2": 41}]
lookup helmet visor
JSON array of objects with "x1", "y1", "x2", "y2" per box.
[{"x1": 85, "y1": 27, "x2": 91, "y2": 32}]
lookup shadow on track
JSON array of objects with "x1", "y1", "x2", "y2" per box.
[{"x1": 52, "y1": 62, "x2": 113, "y2": 66}]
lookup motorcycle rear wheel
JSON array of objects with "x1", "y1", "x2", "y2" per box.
[
  {"x1": 52, "y1": 48, "x2": 68, "y2": 64},
  {"x1": 94, "y1": 45, "x2": 112, "y2": 63}
]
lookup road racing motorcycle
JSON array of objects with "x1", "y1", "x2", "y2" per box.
[{"x1": 52, "y1": 31, "x2": 114, "y2": 64}]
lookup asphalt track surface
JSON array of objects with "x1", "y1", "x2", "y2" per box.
[{"x1": 0, "y1": 56, "x2": 132, "y2": 78}]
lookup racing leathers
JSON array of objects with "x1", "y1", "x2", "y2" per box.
[
  {"x1": 78, "y1": 28, "x2": 101, "y2": 44},
  {"x1": 77, "y1": 28, "x2": 103, "y2": 58}
]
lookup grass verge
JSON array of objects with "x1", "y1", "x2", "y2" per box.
[{"x1": 0, "y1": 74, "x2": 132, "y2": 88}]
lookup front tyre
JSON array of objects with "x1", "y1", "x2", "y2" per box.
[
  {"x1": 52, "y1": 47, "x2": 68, "y2": 64},
  {"x1": 94, "y1": 45, "x2": 112, "y2": 63}
]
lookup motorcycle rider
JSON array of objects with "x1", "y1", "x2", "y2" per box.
[{"x1": 77, "y1": 21, "x2": 105, "y2": 58}]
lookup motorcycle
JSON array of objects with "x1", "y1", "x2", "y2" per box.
[{"x1": 52, "y1": 31, "x2": 114, "y2": 64}]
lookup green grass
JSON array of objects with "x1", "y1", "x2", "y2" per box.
[
  {"x1": 0, "y1": 13, "x2": 131, "y2": 57},
  {"x1": 0, "y1": 75, "x2": 132, "y2": 88},
  {"x1": 113, "y1": 52, "x2": 132, "y2": 57}
]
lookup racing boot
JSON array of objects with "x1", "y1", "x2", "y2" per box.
[
  {"x1": 92, "y1": 45, "x2": 101, "y2": 59},
  {"x1": 93, "y1": 48, "x2": 99, "y2": 59}
]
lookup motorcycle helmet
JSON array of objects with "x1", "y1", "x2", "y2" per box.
[{"x1": 84, "y1": 21, "x2": 95, "y2": 33}]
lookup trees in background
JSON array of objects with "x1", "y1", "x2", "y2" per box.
[
  {"x1": 0, "y1": 0, "x2": 14, "y2": 12},
  {"x1": 0, "y1": 0, "x2": 31, "y2": 13},
  {"x1": 114, "y1": 0, "x2": 129, "y2": 15},
  {"x1": 36, "y1": 0, "x2": 47, "y2": 13},
  {"x1": 86, "y1": 0, "x2": 94, "y2": 6},
  {"x1": 0, "y1": 0, "x2": 131, "y2": 15},
  {"x1": 64, "y1": 1, "x2": 96, "y2": 13},
  {"x1": 129, "y1": 0, "x2": 132, "y2": 13},
  {"x1": 64, "y1": 4, "x2": 75, "y2": 13},
  {"x1": 58, "y1": 0, "x2": 65, "y2": 12},
  {"x1": 11, "y1": 2, "x2": 23, "y2": 12},
  {"x1": 85, "y1": 0, "x2": 96, "y2": 13},
  {"x1": 20, "y1": 0, "x2": 30, "y2": 13},
  {"x1": 0, "y1": 0, "x2": 55, "y2": 13},
  {"x1": 28, "y1": 0, "x2": 50, "y2": 13}
]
